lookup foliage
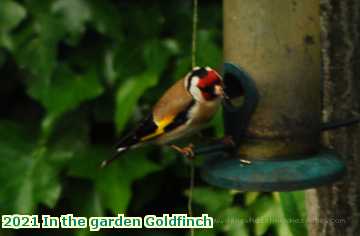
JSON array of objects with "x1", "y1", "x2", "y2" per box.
[{"x1": 0, "y1": 1, "x2": 307, "y2": 236}]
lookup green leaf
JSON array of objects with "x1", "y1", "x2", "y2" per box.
[
  {"x1": 251, "y1": 195, "x2": 277, "y2": 236},
  {"x1": 191, "y1": 187, "x2": 233, "y2": 215},
  {"x1": 279, "y1": 192, "x2": 308, "y2": 236},
  {"x1": 114, "y1": 40, "x2": 171, "y2": 133},
  {"x1": 97, "y1": 152, "x2": 160, "y2": 214},
  {"x1": 0, "y1": 0, "x2": 26, "y2": 50},
  {"x1": 66, "y1": 184, "x2": 105, "y2": 236},
  {"x1": 104, "y1": 49, "x2": 118, "y2": 85},
  {"x1": 174, "y1": 56, "x2": 191, "y2": 80},
  {"x1": 0, "y1": 114, "x2": 88, "y2": 214},
  {"x1": 272, "y1": 194, "x2": 293, "y2": 236},
  {"x1": 143, "y1": 40, "x2": 171, "y2": 74},
  {"x1": 217, "y1": 207, "x2": 249, "y2": 236},
  {"x1": 87, "y1": 0, "x2": 122, "y2": 38},
  {"x1": 173, "y1": 30, "x2": 221, "y2": 80},
  {"x1": 196, "y1": 30, "x2": 222, "y2": 68},
  {"x1": 15, "y1": 36, "x2": 58, "y2": 81},
  {"x1": 0, "y1": 121, "x2": 60, "y2": 214},
  {"x1": 245, "y1": 192, "x2": 260, "y2": 206},
  {"x1": 69, "y1": 148, "x2": 160, "y2": 214},
  {"x1": 115, "y1": 74, "x2": 154, "y2": 133},
  {"x1": 68, "y1": 146, "x2": 108, "y2": 180},
  {"x1": 11, "y1": 1, "x2": 67, "y2": 80},
  {"x1": 27, "y1": 65, "x2": 103, "y2": 136},
  {"x1": 51, "y1": 0, "x2": 91, "y2": 43}
]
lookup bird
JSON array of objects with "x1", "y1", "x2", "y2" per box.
[{"x1": 101, "y1": 66, "x2": 230, "y2": 168}]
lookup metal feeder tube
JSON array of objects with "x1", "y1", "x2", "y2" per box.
[{"x1": 201, "y1": 0, "x2": 346, "y2": 191}]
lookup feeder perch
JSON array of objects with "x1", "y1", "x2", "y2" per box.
[{"x1": 200, "y1": 0, "x2": 346, "y2": 191}]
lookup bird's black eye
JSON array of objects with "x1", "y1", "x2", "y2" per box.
[{"x1": 201, "y1": 86, "x2": 214, "y2": 94}]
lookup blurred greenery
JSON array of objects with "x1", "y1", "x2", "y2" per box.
[{"x1": 0, "y1": 0, "x2": 307, "y2": 236}]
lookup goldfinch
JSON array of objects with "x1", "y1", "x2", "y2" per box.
[{"x1": 101, "y1": 66, "x2": 227, "y2": 167}]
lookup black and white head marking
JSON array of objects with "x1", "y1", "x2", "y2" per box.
[{"x1": 185, "y1": 67, "x2": 209, "y2": 102}]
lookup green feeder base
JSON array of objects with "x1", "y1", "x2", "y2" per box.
[{"x1": 201, "y1": 150, "x2": 346, "y2": 191}]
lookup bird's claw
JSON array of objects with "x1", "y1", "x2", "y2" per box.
[
  {"x1": 222, "y1": 135, "x2": 235, "y2": 147},
  {"x1": 170, "y1": 144, "x2": 195, "y2": 160}
]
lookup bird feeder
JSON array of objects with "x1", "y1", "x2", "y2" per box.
[{"x1": 200, "y1": 0, "x2": 346, "y2": 191}]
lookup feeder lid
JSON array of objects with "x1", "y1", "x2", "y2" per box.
[{"x1": 201, "y1": 150, "x2": 346, "y2": 191}]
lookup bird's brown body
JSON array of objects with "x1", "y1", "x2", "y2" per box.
[
  {"x1": 102, "y1": 67, "x2": 224, "y2": 168},
  {"x1": 152, "y1": 78, "x2": 220, "y2": 144},
  {"x1": 153, "y1": 79, "x2": 193, "y2": 122}
]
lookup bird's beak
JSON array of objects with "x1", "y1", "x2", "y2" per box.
[
  {"x1": 214, "y1": 85, "x2": 225, "y2": 97},
  {"x1": 216, "y1": 84, "x2": 237, "y2": 111},
  {"x1": 215, "y1": 84, "x2": 231, "y2": 100}
]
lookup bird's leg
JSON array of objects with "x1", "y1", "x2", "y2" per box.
[
  {"x1": 221, "y1": 135, "x2": 236, "y2": 147},
  {"x1": 170, "y1": 143, "x2": 195, "y2": 159}
]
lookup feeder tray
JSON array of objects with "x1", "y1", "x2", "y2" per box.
[{"x1": 200, "y1": 63, "x2": 346, "y2": 191}]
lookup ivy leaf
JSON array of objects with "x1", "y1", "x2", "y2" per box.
[
  {"x1": 279, "y1": 192, "x2": 308, "y2": 236},
  {"x1": 218, "y1": 207, "x2": 249, "y2": 236},
  {"x1": 0, "y1": 0, "x2": 26, "y2": 50},
  {"x1": 245, "y1": 192, "x2": 260, "y2": 206},
  {"x1": 0, "y1": 121, "x2": 60, "y2": 214},
  {"x1": 69, "y1": 148, "x2": 160, "y2": 214},
  {"x1": 27, "y1": 65, "x2": 103, "y2": 135},
  {"x1": 12, "y1": 12, "x2": 64, "y2": 82},
  {"x1": 115, "y1": 41, "x2": 171, "y2": 133},
  {"x1": 51, "y1": 0, "x2": 91, "y2": 43},
  {"x1": 87, "y1": 0, "x2": 122, "y2": 38},
  {"x1": 103, "y1": 49, "x2": 118, "y2": 85},
  {"x1": 251, "y1": 195, "x2": 277, "y2": 236},
  {"x1": 190, "y1": 187, "x2": 233, "y2": 215},
  {"x1": 114, "y1": 73, "x2": 155, "y2": 133},
  {"x1": 97, "y1": 155, "x2": 160, "y2": 214},
  {"x1": 143, "y1": 40, "x2": 171, "y2": 74},
  {"x1": 0, "y1": 112, "x2": 92, "y2": 214},
  {"x1": 196, "y1": 30, "x2": 222, "y2": 68},
  {"x1": 174, "y1": 56, "x2": 191, "y2": 81}
]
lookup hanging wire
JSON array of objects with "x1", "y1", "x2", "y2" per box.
[
  {"x1": 188, "y1": 161, "x2": 195, "y2": 236},
  {"x1": 188, "y1": 1, "x2": 198, "y2": 236},
  {"x1": 191, "y1": 0, "x2": 198, "y2": 68}
]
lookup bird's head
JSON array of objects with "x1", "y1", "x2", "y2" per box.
[{"x1": 185, "y1": 67, "x2": 225, "y2": 102}]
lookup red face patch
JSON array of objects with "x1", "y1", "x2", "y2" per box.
[
  {"x1": 197, "y1": 70, "x2": 222, "y2": 100},
  {"x1": 197, "y1": 70, "x2": 221, "y2": 88}
]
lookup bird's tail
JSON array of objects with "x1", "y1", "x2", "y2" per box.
[
  {"x1": 100, "y1": 134, "x2": 139, "y2": 168},
  {"x1": 100, "y1": 148, "x2": 129, "y2": 168}
]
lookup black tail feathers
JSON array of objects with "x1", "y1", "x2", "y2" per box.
[
  {"x1": 101, "y1": 114, "x2": 157, "y2": 168},
  {"x1": 100, "y1": 147, "x2": 129, "y2": 168},
  {"x1": 116, "y1": 133, "x2": 139, "y2": 151},
  {"x1": 100, "y1": 134, "x2": 139, "y2": 168}
]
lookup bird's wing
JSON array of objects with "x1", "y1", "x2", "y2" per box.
[
  {"x1": 141, "y1": 78, "x2": 194, "y2": 141},
  {"x1": 152, "y1": 78, "x2": 193, "y2": 122},
  {"x1": 116, "y1": 78, "x2": 194, "y2": 149}
]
